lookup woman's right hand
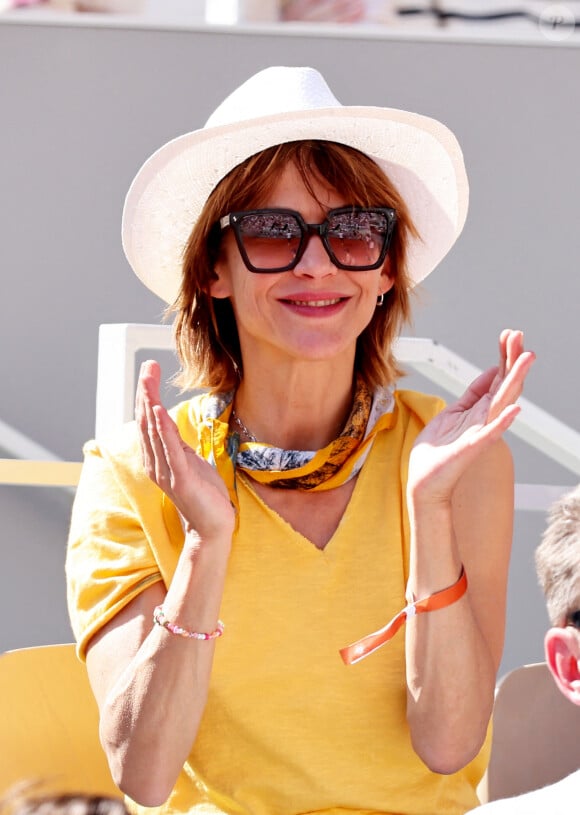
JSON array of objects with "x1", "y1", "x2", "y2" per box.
[{"x1": 136, "y1": 360, "x2": 236, "y2": 541}]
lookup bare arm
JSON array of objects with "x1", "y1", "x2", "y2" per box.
[
  {"x1": 404, "y1": 330, "x2": 535, "y2": 772},
  {"x1": 85, "y1": 362, "x2": 235, "y2": 806}
]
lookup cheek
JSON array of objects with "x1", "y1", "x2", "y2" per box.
[{"x1": 211, "y1": 259, "x2": 266, "y2": 309}]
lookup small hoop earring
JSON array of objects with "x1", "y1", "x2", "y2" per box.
[{"x1": 376, "y1": 293, "x2": 384, "y2": 307}]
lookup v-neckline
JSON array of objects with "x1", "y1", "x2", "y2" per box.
[{"x1": 237, "y1": 452, "x2": 369, "y2": 554}]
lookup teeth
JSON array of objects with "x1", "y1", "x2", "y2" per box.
[{"x1": 291, "y1": 298, "x2": 341, "y2": 307}]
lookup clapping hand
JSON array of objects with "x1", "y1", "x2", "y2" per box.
[
  {"x1": 407, "y1": 329, "x2": 535, "y2": 504},
  {"x1": 136, "y1": 360, "x2": 236, "y2": 541}
]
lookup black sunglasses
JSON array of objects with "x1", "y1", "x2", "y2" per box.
[{"x1": 219, "y1": 206, "x2": 397, "y2": 273}]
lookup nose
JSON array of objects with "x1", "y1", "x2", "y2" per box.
[{"x1": 292, "y1": 230, "x2": 337, "y2": 278}]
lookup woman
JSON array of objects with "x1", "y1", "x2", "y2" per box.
[{"x1": 66, "y1": 66, "x2": 535, "y2": 815}]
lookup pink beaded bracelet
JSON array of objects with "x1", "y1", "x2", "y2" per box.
[{"x1": 153, "y1": 605, "x2": 225, "y2": 641}]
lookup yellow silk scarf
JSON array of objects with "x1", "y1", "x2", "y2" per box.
[{"x1": 190, "y1": 378, "x2": 396, "y2": 514}]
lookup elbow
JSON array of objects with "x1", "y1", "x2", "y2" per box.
[
  {"x1": 413, "y1": 742, "x2": 480, "y2": 776},
  {"x1": 409, "y1": 720, "x2": 487, "y2": 776},
  {"x1": 113, "y1": 768, "x2": 174, "y2": 808},
  {"x1": 100, "y1": 726, "x2": 177, "y2": 807}
]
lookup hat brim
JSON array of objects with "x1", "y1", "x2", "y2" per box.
[{"x1": 122, "y1": 106, "x2": 468, "y2": 304}]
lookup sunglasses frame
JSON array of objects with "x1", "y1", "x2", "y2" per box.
[{"x1": 219, "y1": 206, "x2": 397, "y2": 273}]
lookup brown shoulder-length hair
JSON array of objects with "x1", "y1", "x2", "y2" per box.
[{"x1": 170, "y1": 140, "x2": 419, "y2": 393}]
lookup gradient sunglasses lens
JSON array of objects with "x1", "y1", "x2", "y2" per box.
[
  {"x1": 236, "y1": 211, "x2": 303, "y2": 272},
  {"x1": 325, "y1": 209, "x2": 392, "y2": 269}
]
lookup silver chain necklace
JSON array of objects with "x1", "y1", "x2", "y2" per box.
[{"x1": 231, "y1": 409, "x2": 258, "y2": 443}]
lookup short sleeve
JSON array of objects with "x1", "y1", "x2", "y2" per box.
[
  {"x1": 66, "y1": 431, "x2": 166, "y2": 660},
  {"x1": 66, "y1": 400, "x2": 202, "y2": 659}
]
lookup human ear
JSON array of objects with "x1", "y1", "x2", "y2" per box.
[
  {"x1": 544, "y1": 627, "x2": 580, "y2": 705},
  {"x1": 378, "y1": 258, "x2": 395, "y2": 296},
  {"x1": 210, "y1": 257, "x2": 232, "y2": 299}
]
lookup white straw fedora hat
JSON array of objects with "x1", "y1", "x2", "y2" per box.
[{"x1": 122, "y1": 65, "x2": 469, "y2": 304}]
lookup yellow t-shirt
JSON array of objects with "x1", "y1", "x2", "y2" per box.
[{"x1": 66, "y1": 389, "x2": 490, "y2": 815}]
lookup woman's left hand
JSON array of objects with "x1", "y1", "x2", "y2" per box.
[{"x1": 407, "y1": 329, "x2": 535, "y2": 504}]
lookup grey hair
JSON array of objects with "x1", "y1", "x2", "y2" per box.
[{"x1": 535, "y1": 484, "x2": 580, "y2": 626}]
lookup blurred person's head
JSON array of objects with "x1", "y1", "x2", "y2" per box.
[
  {"x1": 535, "y1": 484, "x2": 580, "y2": 704},
  {"x1": 0, "y1": 788, "x2": 127, "y2": 815}
]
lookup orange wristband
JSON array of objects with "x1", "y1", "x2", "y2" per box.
[{"x1": 339, "y1": 566, "x2": 468, "y2": 665}]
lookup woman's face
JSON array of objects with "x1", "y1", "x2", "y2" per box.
[{"x1": 211, "y1": 161, "x2": 394, "y2": 371}]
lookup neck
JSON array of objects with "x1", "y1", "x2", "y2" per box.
[{"x1": 233, "y1": 363, "x2": 356, "y2": 451}]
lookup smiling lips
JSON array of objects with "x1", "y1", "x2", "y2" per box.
[{"x1": 282, "y1": 297, "x2": 346, "y2": 307}]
